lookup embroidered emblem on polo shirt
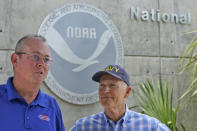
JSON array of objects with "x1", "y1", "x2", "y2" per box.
[{"x1": 38, "y1": 115, "x2": 50, "y2": 122}]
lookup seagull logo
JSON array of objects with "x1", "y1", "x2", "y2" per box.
[{"x1": 46, "y1": 27, "x2": 112, "y2": 72}]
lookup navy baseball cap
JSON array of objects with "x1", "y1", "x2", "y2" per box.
[{"x1": 92, "y1": 65, "x2": 130, "y2": 86}]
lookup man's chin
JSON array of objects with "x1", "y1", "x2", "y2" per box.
[
  {"x1": 33, "y1": 78, "x2": 45, "y2": 84},
  {"x1": 100, "y1": 100, "x2": 112, "y2": 107}
]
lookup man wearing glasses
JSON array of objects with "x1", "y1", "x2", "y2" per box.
[{"x1": 0, "y1": 35, "x2": 65, "y2": 131}]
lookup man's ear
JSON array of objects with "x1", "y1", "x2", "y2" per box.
[
  {"x1": 11, "y1": 53, "x2": 19, "y2": 65},
  {"x1": 124, "y1": 86, "x2": 132, "y2": 98}
]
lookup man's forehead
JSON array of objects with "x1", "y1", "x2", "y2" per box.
[
  {"x1": 23, "y1": 38, "x2": 50, "y2": 54},
  {"x1": 100, "y1": 74, "x2": 128, "y2": 87},
  {"x1": 24, "y1": 38, "x2": 47, "y2": 45}
]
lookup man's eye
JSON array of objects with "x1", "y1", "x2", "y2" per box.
[
  {"x1": 33, "y1": 54, "x2": 40, "y2": 61},
  {"x1": 99, "y1": 85, "x2": 105, "y2": 88},
  {"x1": 44, "y1": 57, "x2": 50, "y2": 63},
  {"x1": 99, "y1": 85, "x2": 103, "y2": 88}
]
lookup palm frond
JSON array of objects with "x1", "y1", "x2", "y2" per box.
[
  {"x1": 132, "y1": 78, "x2": 184, "y2": 131},
  {"x1": 180, "y1": 34, "x2": 197, "y2": 101}
]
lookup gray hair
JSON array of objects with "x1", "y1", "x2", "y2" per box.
[{"x1": 15, "y1": 34, "x2": 47, "y2": 52}]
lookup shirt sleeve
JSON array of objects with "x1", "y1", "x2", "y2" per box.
[
  {"x1": 69, "y1": 125, "x2": 76, "y2": 131},
  {"x1": 156, "y1": 122, "x2": 171, "y2": 131},
  {"x1": 69, "y1": 120, "x2": 81, "y2": 131},
  {"x1": 55, "y1": 100, "x2": 65, "y2": 131}
]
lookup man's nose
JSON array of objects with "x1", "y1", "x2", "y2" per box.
[
  {"x1": 36, "y1": 58, "x2": 45, "y2": 67},
  {"x1": 103, "y1": 86, "x2": 111, "y2": 92}
]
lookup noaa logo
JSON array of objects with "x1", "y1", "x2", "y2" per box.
[{"x1": 38, "y1": 3, "x2": 124, "y2": 104}]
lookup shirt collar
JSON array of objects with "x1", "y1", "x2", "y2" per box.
[
  {"x1": 32, "y1": 90, "x2": 49, "y2": 108},
  {"x1": 5, "y1": 76, "x2": 49, "y2": 108},
  {"x1": 6, "y1": 77, "x2": 22, "y2": 101},
  {"x1": 103, "y1": 104, "x2": 130, "y2": 124},
  {"x1": 123, "y1": 105, "x2": 130, "y2": 122}
]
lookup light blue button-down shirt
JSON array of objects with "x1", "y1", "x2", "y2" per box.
[{"x1": 70, "y1": 105, "x2": 171, "y2": 131}]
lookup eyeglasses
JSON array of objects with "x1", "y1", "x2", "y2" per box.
[
  {"x1": 99, "y1": 84, "x2": 116, "y2": 91},
  {"x1": 15, "y1": 52, "x2": 53, "y2": 65}
]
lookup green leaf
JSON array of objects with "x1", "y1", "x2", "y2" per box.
[{"x1": 132, "y1": 78, "x2": 183, "y2": 130}]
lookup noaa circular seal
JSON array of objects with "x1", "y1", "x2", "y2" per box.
[{"x1": 38, "y1": 3, "x2": 124, "y2": 105}]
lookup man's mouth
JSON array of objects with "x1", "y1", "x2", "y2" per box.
[
  {"x1": 36, "y1": 71, "x2": 44, "y2": 75},
  {"x1": 101, "y1": 97, "x2": 112, "y2": 99}
]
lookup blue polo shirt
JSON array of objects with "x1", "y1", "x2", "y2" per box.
[{"x1": 0, "y1": 77, "x2": 65, "y2": 131}]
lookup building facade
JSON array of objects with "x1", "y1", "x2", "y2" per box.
[{"x1": 0, "y1": 0, "x2": 197, "y2": 130}]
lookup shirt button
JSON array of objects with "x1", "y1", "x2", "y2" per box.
[{"x1": 26, "y1": 116, "x2": 30, "y2": 120}]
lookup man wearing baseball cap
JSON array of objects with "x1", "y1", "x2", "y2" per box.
[{"x1": 70, "y1": 65, "x2": 170, "y2": 131}]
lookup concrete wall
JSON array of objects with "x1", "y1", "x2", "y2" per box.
[{"x1": 0, "y1": 0, "x2": 197, "y2": 130}]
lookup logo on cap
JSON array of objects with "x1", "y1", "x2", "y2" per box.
[
  {"x1": 38, "y1": 3, "x2": 123, "y2": 104},
  {"x1": 104, "y1": 65, "x2": 120, "y2": 72}
]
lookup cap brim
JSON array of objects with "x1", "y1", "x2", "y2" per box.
[{"x1": 92, "y1": 71, "x2": 123, "y2": 83}]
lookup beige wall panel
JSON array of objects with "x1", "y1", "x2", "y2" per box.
[
  {"x1": 124, "y1": 56, "x2": 160, "y2": 86},
  {"x1": 159, "y1": 0, "x2": 197, "y2": 57},
  {"x1": 122, "y1": 0, "x2": 160, "y2": 56},
  {"x1": 0, "y1": 0, "x2": 12, "y2": 49},
  {"x1": 9, "y1": 0, "x2": 77, "y2": 47},
  {"x1": 0, "y1": 51, "x2": 13, "y2": 84}
]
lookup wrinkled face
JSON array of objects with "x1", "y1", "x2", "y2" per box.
[
  {"x1": 99, "y1": 74, "x2": 131, "y2": 109},
  {"x1": 12, "y1": 38, "x2": 51, "y2": 85}
]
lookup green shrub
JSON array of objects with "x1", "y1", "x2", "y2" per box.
[
  {"x1": 132, "y1": 78, "x2": 185, "y2": 131},
  {"x1": 180, "y1": 34, "x2": 197, "y2": 101}
]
